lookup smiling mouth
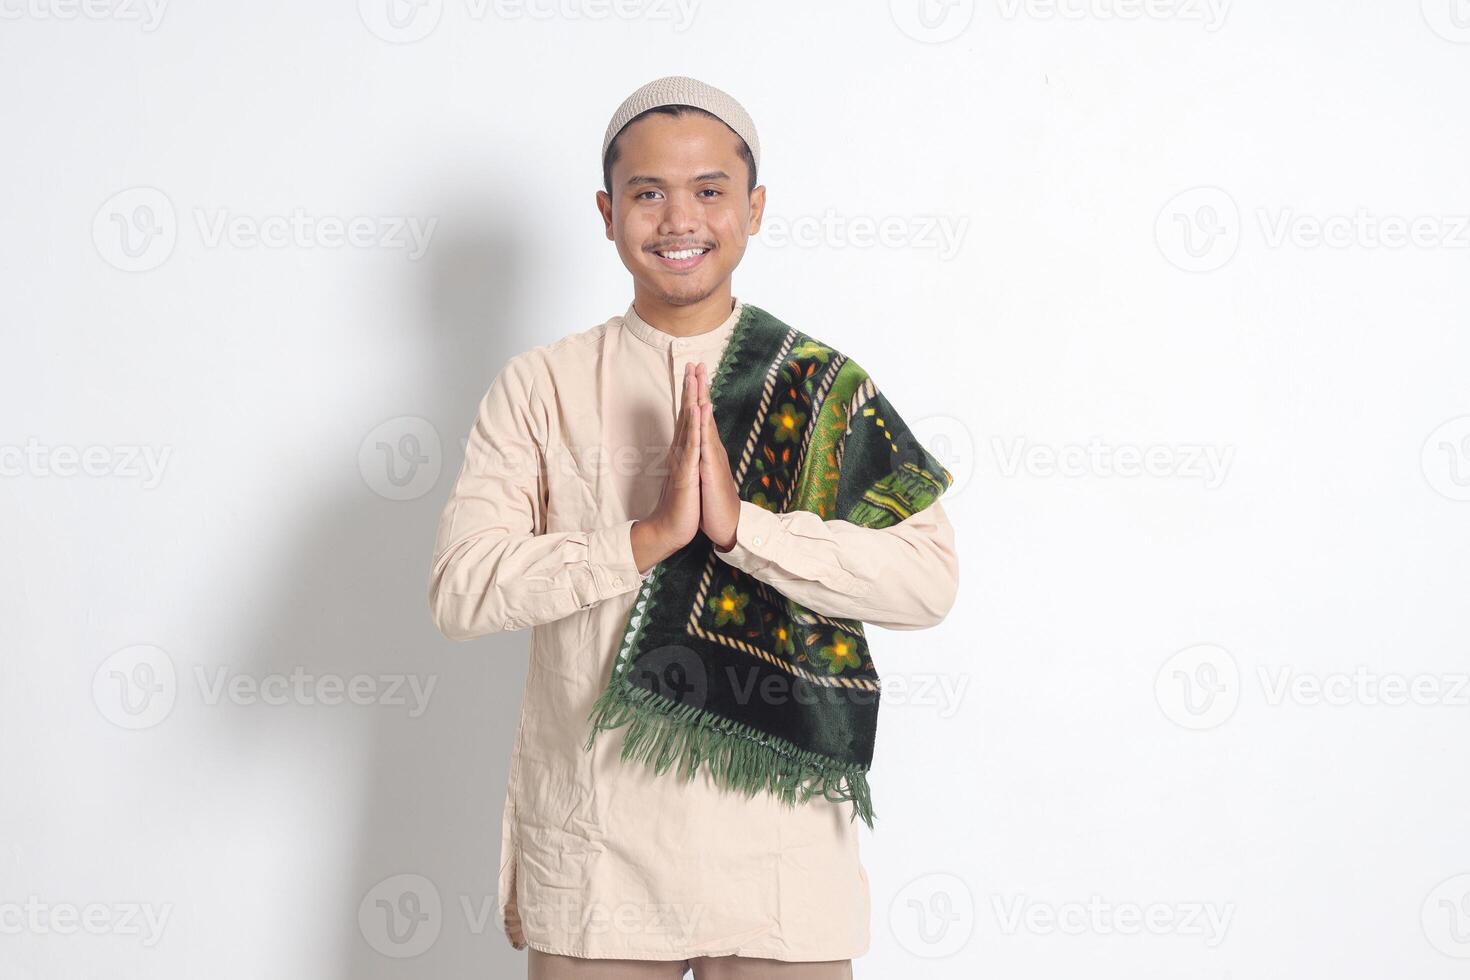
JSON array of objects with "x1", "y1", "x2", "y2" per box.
[{"x1": 651, "y1": 246, "x2": 711, "y2": 270}]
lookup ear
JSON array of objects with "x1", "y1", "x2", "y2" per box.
[
  {"x1": 747, "y1": 184, "x2": 765, "y2": 236},
  {"x1": 595, "y1": 190, "x2": 614, "y2": 240}
]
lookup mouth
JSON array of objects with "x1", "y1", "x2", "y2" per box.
[{"x1": 651, "y1": 245, "x2": 712, "y2": 271}]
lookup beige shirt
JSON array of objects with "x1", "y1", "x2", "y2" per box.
[{"x1": 427, "y1": 297, "x2": 959, "y2": 962}]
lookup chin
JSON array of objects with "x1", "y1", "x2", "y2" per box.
[
  {"x1": 669, "y1": 286, "x2": 722, "y2": 308},
  {"x1": 643, "y1": 272, "x2": 717, "y2": 307}
]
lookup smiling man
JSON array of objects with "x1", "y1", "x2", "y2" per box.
[{"x1": 428, "y1": 76, "x2": 959, "y2": 980}]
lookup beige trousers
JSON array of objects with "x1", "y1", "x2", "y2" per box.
[{"x1": 527, "y1": 947, "x2": 855, "y2": 979}]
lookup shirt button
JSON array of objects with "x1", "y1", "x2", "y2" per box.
[
  {"x1": 752, "y1": 536, "x2": 763, "y2": 545},
  {"x1": 612, "y1": 576, "x2": 623, "y2": 587}
]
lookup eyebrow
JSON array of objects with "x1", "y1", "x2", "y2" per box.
[{"x1": 624, "y1": 170, "x2": 732, "y2": 187}]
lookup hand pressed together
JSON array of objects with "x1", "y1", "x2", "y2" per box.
[{"x1": 630, "y1": 361, "x2": 743, "y2": 572}]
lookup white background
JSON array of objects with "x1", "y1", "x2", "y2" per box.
[{"x1": 3, "y1": 1, "x2": 1469, "y2": 978}]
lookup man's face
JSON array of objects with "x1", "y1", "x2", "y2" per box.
[{"x1": 597, "y1": 111, "x2": 764, "y2": 308}]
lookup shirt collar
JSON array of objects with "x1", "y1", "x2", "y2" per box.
[{"x1": 621, "y1": 296, "x2": 744, "y2": 352}]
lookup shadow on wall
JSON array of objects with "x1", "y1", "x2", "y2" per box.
[{"x1": 217, "y1": 195, "x2": 536, "y2": 978}]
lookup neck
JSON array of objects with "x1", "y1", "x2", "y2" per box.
[{"x1": 631, "y1": 283, "x2": 736, "y2": 338}]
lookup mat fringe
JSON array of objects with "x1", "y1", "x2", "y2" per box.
[{"x1": 585, "y1": 677, "x2": 875, "y2": 830}]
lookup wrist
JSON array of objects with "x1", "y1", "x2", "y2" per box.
[
  {"x1": 632, "y1": 518, "x2": 681, "y2": 565},
  {"x1": 711, "y1": 502, "x2": 740, "y2": 553},
  {"x1": 711, "y1": 524, "x2": 737, "y2": 553}
]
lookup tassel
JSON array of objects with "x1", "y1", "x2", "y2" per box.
[{"x1": 586, "y1": 675, "x2": 876, "y2": 830}]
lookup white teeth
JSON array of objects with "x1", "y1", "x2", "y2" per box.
[{"x1": 658, "y1": 248, "x2": 707, "y2": 260}]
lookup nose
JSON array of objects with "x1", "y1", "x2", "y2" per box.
[{"x1": 657, "y1": 196, "x2": 699, "y2": 237}]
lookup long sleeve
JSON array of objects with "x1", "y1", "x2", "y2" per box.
[
  {"x1": 428, "y1": 354, "x2": 648, "y2": 640},
  {"x1": 713, "y1": 497, "x2": 958, "y2": 631}
]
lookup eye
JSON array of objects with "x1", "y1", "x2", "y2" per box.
[
  {"x1": 699, "y1": 188, "x2": 722, "y2": 198},
  {"x1": 636, "y1": 189, "x2": 662, "y2": 201}
]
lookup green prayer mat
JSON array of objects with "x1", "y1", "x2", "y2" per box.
[{"x1": 583, "y1": 302, "x2": 954, "y2": 828}]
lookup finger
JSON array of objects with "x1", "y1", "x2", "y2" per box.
[
  {"x1": 698, "y1": 377, "x2": 719, "y2": 452},
  {"x1": 693, "y1": 363, "x2": 710, "y2": 430},
  {"x1": 677, "y1": 362, "x2": 695, "y2": 432},
  {"x1": 671, "y1": 364, "x2": 694, "y2": 470},
  {"x1": 707, "y1": 404, "x2": 727, "y2": 474},
  {"x1": 700, "y1": 365, "x2": 717, "y2": 430},
  {"x1": 699, "y1": 401, "x2": 719, "y2": 474},
  {"x1": 670, "y1": 373, "x2": 686, "y2": 458},
  {"x1": 684, "y1": 363, "x2": 698, "y2": 438},
  {"x1": 682, "y1": 364, "x2": 700, "y2": 469},
  {"x1": 696, "y1": 370, "x2": 713, "y2": 460}
]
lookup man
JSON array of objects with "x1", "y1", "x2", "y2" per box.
[{"x1": 428, "y1": 76, "x2": 958, "y2": 979}]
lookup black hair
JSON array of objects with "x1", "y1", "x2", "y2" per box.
[{"x1": 602, "y1": 104, "x2": 758, "y2": 197}]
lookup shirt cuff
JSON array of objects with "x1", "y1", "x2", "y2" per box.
[
  {"x1": 712, "y1": 499, "x2": 783, "y2": 574},
  {"x1": 586, "y1": 518, "x2": 645, "y2": 600}
]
